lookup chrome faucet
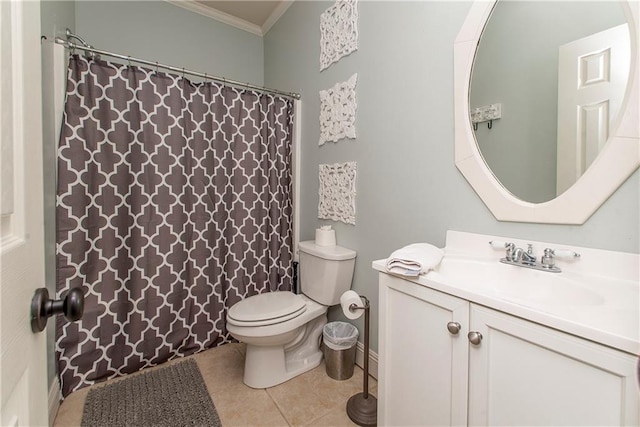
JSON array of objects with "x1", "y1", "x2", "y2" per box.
[
  {"x1": 504, "y1": 242, "x2": 515, "y2": 261},
  {"x1": 489, "y1": 241, "x2": 580, "y2": 273},
  {"x1": 512, "y1": 244, "x2": 536, "y2": 265}
]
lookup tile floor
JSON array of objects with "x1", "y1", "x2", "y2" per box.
[{"x1": 53, "y1": 343, "x2": 377, "y2": 426}]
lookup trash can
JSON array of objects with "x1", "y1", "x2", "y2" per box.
[{"x1": 323, "y1": 321, "x2": 359, "y2": 380}]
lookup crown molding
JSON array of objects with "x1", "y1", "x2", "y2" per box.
[
  {"x1": 166, "y1": 0, "x2": 293, "y2": 37},
  {"x1": 166, "y1": 0, "x2": 263, "y2": 36},
  {"x1": 262, "y1": 1, "x2": 294, "y2": 35}
]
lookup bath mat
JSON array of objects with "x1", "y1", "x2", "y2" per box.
[{"x1": 81, "y1": 358, "x2": 221, "y2": 427}]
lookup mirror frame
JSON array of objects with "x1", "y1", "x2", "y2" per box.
[{"x1": 454, "y1": 0, "x2": 639, "y2": 224}]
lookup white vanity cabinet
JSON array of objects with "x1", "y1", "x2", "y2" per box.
[
  {"x1": 378, "y1": 273, "x2": 470, "y2": 426},
  {"x1": 467, "y1": 304, "x2": 638, "y2": 426},
  {"x1": 378, "y1": 272, "x2": 639, "y2": 426}
]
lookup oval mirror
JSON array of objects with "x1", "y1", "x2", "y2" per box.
[
  {"x1": 471, "y1": 1, "x2": 629, "y2": 203},
  {"x1": 454, "y1": 0, "x2": 639, "y2": 224}
]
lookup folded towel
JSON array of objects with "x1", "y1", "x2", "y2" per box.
[{"x1": 385, "y1": 243, "x2": 444, "y2": 276}]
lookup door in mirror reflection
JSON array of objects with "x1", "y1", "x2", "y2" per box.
[
  {"x1": 470, "y1": 1, "x2": 629, "y2": 203},
  {"x1": 556, "y1": 24, "x2": 630, "y2": 195}
]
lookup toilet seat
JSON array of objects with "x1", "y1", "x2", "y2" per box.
[{"x1": 227, "y1": 292, "x2": 307, "y2": 327}]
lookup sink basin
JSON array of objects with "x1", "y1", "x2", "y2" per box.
[
  {"x1": 373, "y1": 230, "x2": 640, "y2": 355},
  {"x1": 427, "y1": 257, "x2": 606, "y2": 307}
]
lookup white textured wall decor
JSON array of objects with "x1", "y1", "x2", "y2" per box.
[
  {"x1": 319, "y1": 73, "x2": 358, "y2": 145},
  {"x1": 320, "y1": 0, "x2": 359, "y2": 71},
  {"x1": 318, "y1": 161, "x2": 357, "y2": 225}
]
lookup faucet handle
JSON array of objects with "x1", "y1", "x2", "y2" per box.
[
  {"x1": 489, "y1": 240, "x2": 515, "y2": 261},
  {"x1": 541, "y1": 248, "x2": 555, "y2": 269},
  {"x1": 541, "y1": 248, "x2": 580, "y2": 269},
  {"x1": 551, "y1": 249, "x2": 581, "y2": 259},
  {"x1": 489, "y1": 240, "x2": 510, "y2": 249}
]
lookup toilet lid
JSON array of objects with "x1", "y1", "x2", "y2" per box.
[{"x1": 227, "y1": 292, "x2": 307, "y2": 325}]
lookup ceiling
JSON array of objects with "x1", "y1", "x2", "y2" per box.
[{"x1": 167, "y1": 0, "x2": 293, "y2": 36}]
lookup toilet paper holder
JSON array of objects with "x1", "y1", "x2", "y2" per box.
[
  {"x1": 346, "y1": 295, "x2": 369, "y2": 316},
  {"x1": 339, "y1": 291, "x2": 377, "y2": 426}
]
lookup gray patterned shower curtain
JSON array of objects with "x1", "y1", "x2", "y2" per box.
[{"x1": 56, "y1": 55, "x2": 294, "y2": 396}]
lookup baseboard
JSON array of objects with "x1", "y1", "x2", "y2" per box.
[
  {"x1": 48, "y1": 378, "x2": 62, "y2": 427},
  {"x1": 355, "y1": 342, "x2": 378, "y2": 380}
]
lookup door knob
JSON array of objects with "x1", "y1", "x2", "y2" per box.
[
  {"x1": 447, "y1": 321, "x2": 461, "y2": 335},
  {"x1": 31, "y1": 287, "x2": 84, "y2": 333},
  {"x1": 468, "y1": 331, "x2": 483, "y2": 345}
]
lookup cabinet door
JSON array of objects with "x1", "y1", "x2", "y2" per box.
[
  {"x1": 468, "y1": 304, "x2": 639, "y2": 426},
  {"x1": 378, "y1": 274, "x2": 469, "y2": 426}
]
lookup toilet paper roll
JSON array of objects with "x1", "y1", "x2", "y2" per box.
[
  {"x1": 315, "y1": 227, "x2": 336, "y2": 247},
  {"x1": 340, "y1": 290, "x2": 363, "y2": 320}
]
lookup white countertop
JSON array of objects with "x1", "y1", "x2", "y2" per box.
[{"x1": 373, "y1": 231, "x2": 640, "y2": 355}]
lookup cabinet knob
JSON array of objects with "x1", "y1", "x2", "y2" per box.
[
  {"x1": 468, "y1": 331, "x2": 483, "y2": 345},
  {"x1": 447, "y1": 321, "x2": 461, "y2": 335}
]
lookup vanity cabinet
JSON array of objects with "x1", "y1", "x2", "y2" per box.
[
  {"x1": 378, "y1": 273, "x2": 639, "y2": 426},
  {"x1": 378, "y1": 273, "x2": 470, "y2": 426}
]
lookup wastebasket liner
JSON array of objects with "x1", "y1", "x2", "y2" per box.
[{"x1": 323, "y1": 321, "x2": 359, "y2": 350}]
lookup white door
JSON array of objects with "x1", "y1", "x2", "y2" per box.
[
  {"x1": 0, "y1": 0, "x2": 49, "y2": 426},
  {"x1": 556, "y1": 23, "x2": 630, "y2": 195}
]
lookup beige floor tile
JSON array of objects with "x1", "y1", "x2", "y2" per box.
[
  {"x1": 306, "y1": 401, "x2": 359, "y2": 427},
  {"x1": 195, "y1": 342, "x2": 245, "y2": 394},
  {"x1": 308, "y1": 385, "x2": 379, "y2": 427},
  {"x1": 211, "y1": 382, "x2": 289, "y2": 426},
  {"x1": 234, "y1": 342, "x2": 247, "y2": 358},
  {"x1": 266, "y1": 362, "x2": 376, "y2": 426},
  {"x1": 53, "y1": 385, "x2": 89, "y2": 427}
]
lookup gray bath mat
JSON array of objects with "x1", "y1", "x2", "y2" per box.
[{"x1": 81, "y1": 358, "x2": 221, "y2": 427}]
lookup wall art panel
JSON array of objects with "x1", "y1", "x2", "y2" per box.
[
  {"x1": 319, "y1": 73, "x2": 358, "y2": 145},
  {"x1": 318, "y1": 161, "x2": 357, "y2": 225},
  {"x1": 320, "y1": 0, "x2": 359, "y2": 71}
]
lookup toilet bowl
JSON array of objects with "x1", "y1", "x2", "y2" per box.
[
  {"x1": 227, "y1": 292, "x2": 327, "y2": 388},
  {"x1": 226, "y1": 241, "x2": 356, "y2": 389}
]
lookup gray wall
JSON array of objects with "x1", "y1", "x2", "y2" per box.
[
  {"x1": 472, "y1": 1, "x2": 625, "y2": 203},
  {"x1": 41, "y1": 1, "x2": 77, "y2": 389},
  {"x1": 75, "y1": 1, "x2": 264, "y2": 85},
  {"x1": 41, "y1": 1, "x2": 75, "y2": 40},
  {"x1": 264, "y1": 0, "x2": 640, "y2": 352}
]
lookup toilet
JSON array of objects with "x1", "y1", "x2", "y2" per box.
[{"x1": 226, "y1": 240, "x2": 356, "y2": 388}]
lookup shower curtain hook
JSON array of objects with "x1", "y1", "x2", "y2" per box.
[
  {"x1": 473, "y1": 122, "x2": 478, "y2": 131},
  {"x1": 182, "y1": 67, "x2": 186, "y2": 79},
  {"x1": 155, "y1": 61, "x2": 159, "y2": 75},
  {"x1": 127, "y1": 56, "x2": 132, "y2": 67},
  {"x1": 204, "y1": 72, "x2": 208, "y2": 83},
  {"x1": 487, "y1": 120, "x2": 493, "y2": 130}
]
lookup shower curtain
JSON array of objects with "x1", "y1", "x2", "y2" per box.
[{"x1": 56, "y1": 54, "x2": 294, "y2": 396}]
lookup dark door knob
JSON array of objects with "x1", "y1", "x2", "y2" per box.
[{"x1": 31, "y1": 287, "x2": 84, "y2": 333}]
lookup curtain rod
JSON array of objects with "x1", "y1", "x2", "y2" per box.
[{"x1": 53, "y1": 32, "x2": 301, "y2": 100}]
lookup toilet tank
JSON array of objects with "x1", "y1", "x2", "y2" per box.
[{"x1": 298, "y1": 240, "x2": 356, "y2": 306}]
